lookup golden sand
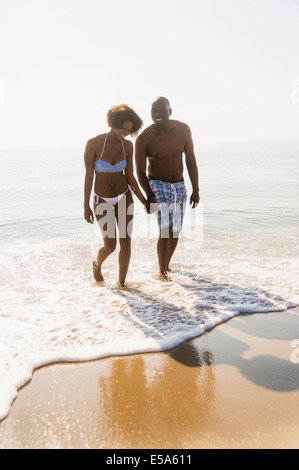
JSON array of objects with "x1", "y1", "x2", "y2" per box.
[{"x1": 0, "y1": 308, "x2": 299, "y2": 449}]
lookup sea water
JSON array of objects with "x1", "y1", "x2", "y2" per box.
[{"x1": 0, "y1": 140, "x2": 298, "y2": 421}]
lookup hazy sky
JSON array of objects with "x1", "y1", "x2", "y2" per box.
[{"x1": 0, "y1": 0, "x2": 298, "y2": 150}]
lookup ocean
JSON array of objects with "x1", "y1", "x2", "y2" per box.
[{"x1": 0, "y1": 140, "x2": 298, "y2": 421}]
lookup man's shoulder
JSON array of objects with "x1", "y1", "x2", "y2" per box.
[
  {"x1": 171, "y1": 119, "x2": 190, "y2": 132},
  {"x1": 136, "y1": 125, "x2": 155, "y2": 141}
]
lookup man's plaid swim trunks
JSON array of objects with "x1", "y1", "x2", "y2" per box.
[{"x1": 149, "y1": 179, "x2": 187, "y2": 232}]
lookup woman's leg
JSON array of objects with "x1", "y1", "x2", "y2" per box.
[
  {"x1": 93, "y1": 201, "x2": 117, "y2": 281},
  {"x1": 115, "y1": 191, "x2": 134, "y2": 286}
]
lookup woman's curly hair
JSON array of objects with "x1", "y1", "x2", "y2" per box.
[{"x1": 107, "y1": 104, "x2": 143, "y2": 137}]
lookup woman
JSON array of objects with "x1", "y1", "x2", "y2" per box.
[{"x1": 84, "y1": 104, "x2": 146, "y2": 287}]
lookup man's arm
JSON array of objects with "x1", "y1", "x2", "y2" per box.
[
  {"x1": 124, "y1": 141, "x2": 146, "y2": 206},
  {"x1": 135, "y1": 133, "x2": 152, "y2": 195},
  {"x1": 184, "y1": 125, "x2": 200, "y2": 208}
]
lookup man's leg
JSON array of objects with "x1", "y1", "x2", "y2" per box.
[
  {"x1": 165, "y1": 191, "x2": 186, "y2": 271},
  {"x1": 157, "y1": 230, "x2": 169, "y2": 279},
  {"x1": 157, "y1": 227, "x2": 179, "y2": 278},
  {"x1": 165, "y1": 229, "x2": 180, "y2": 271}
]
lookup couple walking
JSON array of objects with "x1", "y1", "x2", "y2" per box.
[{"x1": 84, "y1": 97, "x2": 200, "y2": 287}]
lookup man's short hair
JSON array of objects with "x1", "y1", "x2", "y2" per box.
[{"x1": 153, "y1": 96, "x2": 171, "y2": 108}]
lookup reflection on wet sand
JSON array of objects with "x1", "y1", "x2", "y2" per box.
[{"x1": 97, "y1": 344, "x2": 215, "y2": 449}]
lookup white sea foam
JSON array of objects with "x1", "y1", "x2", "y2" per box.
[{"x1": 0, "y1": 229, "x2": 298, "y2": 421}]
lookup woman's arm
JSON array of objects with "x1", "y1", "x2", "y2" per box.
[
  {"x1": 125, "y1": 141, "x2": 147, "y2": 206},
  {"x1": 84, "y1": 139, "x2": 95, "y2": 223}
]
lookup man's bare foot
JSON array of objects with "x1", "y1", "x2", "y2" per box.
[
  {"x1": 93, "y1": 261, "x2": 104, "y2": 282},
  {"x1": 159, "y1": 270, "x2": 169, "y2": 281},
  {"x1": 117, "y1": 280, "x2": 127, "y2": 289}
]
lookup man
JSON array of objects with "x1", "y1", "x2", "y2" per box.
[{"x1": 135, "y1": 97, "x2": 200, "y2": 280}]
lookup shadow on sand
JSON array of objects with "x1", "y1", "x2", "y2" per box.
[{"x1": 111, "y1": 270, "x2": 299, "y2": 393}]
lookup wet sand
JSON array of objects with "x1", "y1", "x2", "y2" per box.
[{"x1": 0, "y1": 307, "x2": 299, "y2": 449}]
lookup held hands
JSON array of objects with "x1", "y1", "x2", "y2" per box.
[
  {"x1": 189, "y1": 190, "x2": 200, "y2": 209},
  {"x1": 145, "y1": 196, "x2": 158, "y2": 214},
  {"x1": 144, "y1": 200, "x2": 151, "y2": 214},
  {"x1": 84, "y1": 206, "x2": 94, "y2": 224}
]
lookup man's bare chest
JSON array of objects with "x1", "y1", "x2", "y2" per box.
[{"x1": 146, "y1": 134, "x2": 186, "y2": 158}]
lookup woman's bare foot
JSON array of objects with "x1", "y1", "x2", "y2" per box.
[{"x1": 93, "y1": 261, "x2": 104, "y2": 282}]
